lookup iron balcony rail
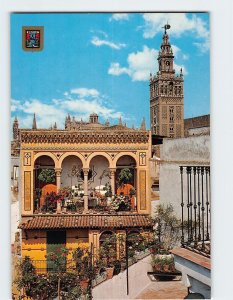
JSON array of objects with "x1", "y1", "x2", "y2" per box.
[
  {"x1": 31, "y1": 259, "x2": 76, "y2": 274},
  {"x1": 180, "y1": 166, "x2": 210, "y2": 257}
]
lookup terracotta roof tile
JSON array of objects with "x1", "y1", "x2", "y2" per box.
[{"x1": 19, "y1": 214, "x2": 152, "y2": 230}]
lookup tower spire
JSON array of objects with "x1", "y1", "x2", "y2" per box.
[
  {"x1": 32, "y1": 113, "x2": 37, "y2": 130},
  {"x1": 140, "y1": 117, "x2": 146, "y2": 130},
  {"x1": 13, "y1": 116, "x2": 19, "y2": 140},
  {"x1": 149, "y1": 24, "x2": 184, "y2": 138}
]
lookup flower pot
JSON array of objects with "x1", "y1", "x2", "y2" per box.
[
  {"x1": 153, "y1": 264, "x2": 162, "y2": 273},
  {"x1": 80, "y1": 279, "x2": 89, "y2": 291},
  {"x1": 169, "y1": 264, "x2": 176, "y2": 273},
  {"x1": 106, "y1": 267, "x2": 114, "y2": 279},
  {"x1": 107, "y1": 197, "x2": 112, "y2": 206},
  {"x1": 163, "y1": 264, "x2": 170, "y2": 272},
  {"x1": 56, "y1": 201, "x2": 61, "y2": 213}
]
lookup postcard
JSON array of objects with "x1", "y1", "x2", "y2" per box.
[{"x1": 9, "y1": 11, "x2": 211, "y2": 300}]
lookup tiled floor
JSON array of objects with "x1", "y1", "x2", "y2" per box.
[{"x1": 135, "y1": 280, "x2": 188, "y2": 299}]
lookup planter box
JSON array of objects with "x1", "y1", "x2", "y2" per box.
[
  {"x1": 106, "y1": 267, "x2": 114, "y2": 279},
  {"x1": 92, "y1": 272, "x2": 107, "y2": 286}
]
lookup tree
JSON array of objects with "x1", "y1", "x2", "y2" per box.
[
  {"x1": 117, "y1": 168, "x2": 132, "y2": 188},
  {"x1": 153, "y1": 204, "x2": 182, "y2": 253},
  {"x1": 16, "y1": 250, "x2": 84, "y2": 300},
  {"x1": 15, "y1": 256, "x2": 57, "y2": 299},
  {"x1": 117, "y1": 168, "x2": 133, "y2": 196},
  {"x1": 38, "y1": 168, "x2": 55, "y2": 184}
]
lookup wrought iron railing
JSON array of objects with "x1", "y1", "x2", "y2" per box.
[
  {"x1": 31, "y1": 259, "x2": 76, "y2": 274},
  {"x1": 180, "y1": 166, "x2": 211, "y2": 257}
]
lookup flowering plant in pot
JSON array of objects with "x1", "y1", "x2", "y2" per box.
[
  {"x1": 98, "y1": 236, "x2": 117, "y2": 279},
  {"x1": 150, "y1": 204, "x2": 182, "y2": 277},
  {"x1": 72, "y1": 247, "x2": 94, "y2": 293},
  {"x1": 111, "y1": 194, "x2": 131, "y2": 211},
  {"x1": 42, "y1": 191, "x2": 63, "y2": 212}
]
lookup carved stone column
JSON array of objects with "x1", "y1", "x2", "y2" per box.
[
  {"x1": 83, "y1": 168, "x2": 89, "y2": 211},
  {"x1": 55, "y1": 168, "x2": 62, "y2": 193},
  {"x1": 109, "y1": 168, "x2": 116, "y2": 195}
]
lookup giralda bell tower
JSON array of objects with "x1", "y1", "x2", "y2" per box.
[{"x1": 150, "y1": 24, "x2": 184, "y2": 138}]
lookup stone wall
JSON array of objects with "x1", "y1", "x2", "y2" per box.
[
  {"x1": 158, "y1": 135, "x2": 210, "y2": 218},
  {"x1": 92, "y1": 255, "x2": 153, "y2": 299}
]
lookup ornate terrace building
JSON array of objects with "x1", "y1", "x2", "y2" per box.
[
  {"x1": 150, "y1": 25, "x2": 184, "y2": 138},
  {"x1": 14, "y1": 113, "x2": 153, "y2": 266}
]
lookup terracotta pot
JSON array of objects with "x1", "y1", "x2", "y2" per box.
[
  {"x1": 106, "y1": 267, "x2": 114, "y2": 279},
  {"x1": 169, "y1": 264, "x2": 176, "y2": 273},
  {"x1": 163, "y1": 264, "x2": 170, "y2": 272},
  {"x1": 56, "y1": 201, "x2": 61, "y2": 213},
  {"x1": 153, "y1": 264, "x2": 162, "y2": 272},
  {"x1": 80, "y1": 279, "x2": 89, "y2": 290}
]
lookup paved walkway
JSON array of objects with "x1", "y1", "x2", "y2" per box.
[{"x1": 135, "y1": 280, "x2": 187, "y2": 299}]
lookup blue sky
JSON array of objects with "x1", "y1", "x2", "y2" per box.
[{"x1": 11, "y1": 13, "x2": 210, "y2": 129}]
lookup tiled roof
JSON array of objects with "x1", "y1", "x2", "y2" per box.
[{"x1": 19, "y1": 214, "x2": 153, "y2": 230}]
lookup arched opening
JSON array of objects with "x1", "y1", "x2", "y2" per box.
[
  {"x1": 116, "y1": 155, "x2": 136, "y2": 196},
  {"x1": 89, "y1": 155, "x2": 110, "y2": 197},
  {"x1": 34, "y1": 155, "x2": 55, "y2": 212},
  {"x1": 99, "y1": 231, "x2": 117, "y2": 266},
  {"x1": 61, "y1": 155, "x2": 83, "y2": 189},
  {"x1": 59, "y1": 155, "x2": 84, "y2": 212}
]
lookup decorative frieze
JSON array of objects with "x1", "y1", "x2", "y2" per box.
[
  {"x1": 22, "y1": 145, "x2": 148, "y2": 151},
  {"x1": 20, "y1": 130, "x2": 149, "y2": 144}
]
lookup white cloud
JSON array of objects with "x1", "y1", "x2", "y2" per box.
[
  {"x1": 11, "y1": 99, "x2": 22, "y2": 112},
  {"x1": 171, "y1": 44, "x2": 180, "y2": 57},
  {"x1": 91, "y1": 36, "x2": 126, "y2": 50},
  {"x1": 127, "y1": 46, "x2": 158, "y2": 81},
  {"x1": 171, "y1": 44, "x2": 189, "y2": 62},
  {"x1": 70, "y1": 88, "x2": 99, "y2": 97},
  {"x1": 108, "y1": 45, "x2": 188, "y2": 81},
  {"x1": 90, "y1": 30, "x2": 108, "y2": 38},
  {"x1": 174, "y1": 63, "x2": 188, "y2": 76},
  {"x1": 143, "y1": 13, "x2": 209, "y2": 38},
  {"x1": 109, "y1": 13, "x2": 129, "y2": 22},
  {"x1": 11, "y1": 88, "x2": 124, "y2": 129},
  {"x1": 193, "y1": 40, "x2": 210, "y2": 54},
  {"x1": 108, "y1": 46, "x2": 158, "y2": 81},
  {"x1": 108, "y1": 63, "x2": 130, "y2": 76},
  {"x1": 142, "y1": 13, "x2": 209, "y2": 53}
]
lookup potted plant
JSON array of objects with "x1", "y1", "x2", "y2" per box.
[
  {"x1": 72, "y1": 247, "x2": 93, "y2": 293},
  {"x1": 38, "y1": 168, "x2": 56, "y2": 184},
  {"x1": 104, "y1": 183, "x2": 112, "y2": 205},
  {"x1": 150, "y1": 204, "x2": 182, "y2": 279},
  {"x1": 99, "y1": 236, "x2": 117, "y2": 279},
  {"x1": 117, "y1": 168, "x2": 133, "y2": 196},
  {"x1": 111, "y1": 195, "x2": 131, "y2": 212},
  {"x1": 129, "y1": 187, "x2": 136, "y2": 210}
]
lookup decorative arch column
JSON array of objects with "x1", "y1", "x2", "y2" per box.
[
  {"x1": 83, "y1": 168, "x2": 89, "y2": 211},
  {"x1": 55, "y1": 168, "x2": 62, "y2": 192},
  {"x1": 109, "y1": 168, "x2": 116, "y2": 195}
]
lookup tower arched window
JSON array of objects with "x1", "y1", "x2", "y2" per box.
[{"x1": 165, "y1": 61, "x2": 170, "y2": 72}]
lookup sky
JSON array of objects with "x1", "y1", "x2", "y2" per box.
[{"x1": 11, "y1": 12, "x2": 210, "y2": 130}]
